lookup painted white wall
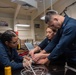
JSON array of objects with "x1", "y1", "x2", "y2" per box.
[
  {"x1": 16, "y1": 19, "x2": 32, "y2": 39},
  {"x1": 34, "y1": 20, "x2": 45, "y2": 41},
  {"x1": 0, "y1": 16, "x2": 13, "y2": 33}
]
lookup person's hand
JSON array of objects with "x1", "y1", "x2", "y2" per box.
[
  {"x1": 33, "y1": 52, "x2": 50, "y2": 62},
  {"x1": 33, "y1": 53, "x2": 45, "y2": 62},
  {"x1": 29, "y1": 49, "x2": 35, "y2": 58},
  {"x1": 29, "y1": 46, "x2": 41, "y2": 58},
  {"x1": 24, "y1": 56, "x2": 31, "y2": 61},
  {"x1": 23, "y1": 56, "x2": 32, "y2": 68},
  {"x1": 23, "y1": 60, "x2": 31, "y2": 68},
  {"x1": 36, "y1": 58, "x2": 50, "y2": 65}
]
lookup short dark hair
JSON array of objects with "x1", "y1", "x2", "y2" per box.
[
  {"x1": 45, "y1": 10, "x2": 58, "y2": 24},
  {"x1": 0, "y1": 30, "x2": 17, "y2": 44}
]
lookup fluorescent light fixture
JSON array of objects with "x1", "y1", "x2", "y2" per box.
[
  {"x1": 15, "y1": 24, "x2": 30, "y2": 27},
  {"x1": 40, "y1": 15, "x2": 45, "y2": 20}
]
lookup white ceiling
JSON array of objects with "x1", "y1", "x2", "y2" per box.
[{"x1": 0, "y1": 0, "x2": 59, "y2": 19}]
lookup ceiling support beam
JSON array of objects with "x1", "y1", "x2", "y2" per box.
[
  {"x1": 14, "y1": 4, "x2": 21, "y2": 31},
  {"x1": 14, "y1": 4, "x2": 21, "y2": 20}
]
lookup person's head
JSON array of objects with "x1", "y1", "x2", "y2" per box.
[
  {"x1": 0, "y1": 30, "x2": 18, "y2": 48},
  {"x1": 45, "y1": 10, "x2": 65, "y2": 29},
  {"x1": 46, "y1": 26, "x2": 57, "y2": 39}
]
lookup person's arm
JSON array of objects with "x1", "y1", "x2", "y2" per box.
[
  {"x1": 33, "y1": 46, "x2": 41, "y2": 52},
  {"x1": 29, "y1": 46, "x2": 41, "y2": 57},
  {"x1": 0, "y1": 47, "x2": 23, "y2": 70},
  {"x1": 38, "y1": 38, "x2": 49, "y2": 50},
  {"x1": 12, "y1": 49, "x2": 30, "y2": 68},
  {"x1": 29, "y1": 38, "x2": 48, "y2": 57},
  {"x1": 13, "y1": 49, "x2": 23, "y2": 62},
  {"x1": 33, "y1": 52, "x2": 50, "y2": 62},
  {"x1": 48, "y1": 25, "x2": 76, "y2": 60}
]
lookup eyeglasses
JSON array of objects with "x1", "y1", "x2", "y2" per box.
[{"x1": 9, "y1": 41, "x2": 18, "y2": 44}]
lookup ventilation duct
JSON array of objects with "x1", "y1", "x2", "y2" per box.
[{"x1": 11, "y1": 0, "x2": 37, "y2": 8}]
